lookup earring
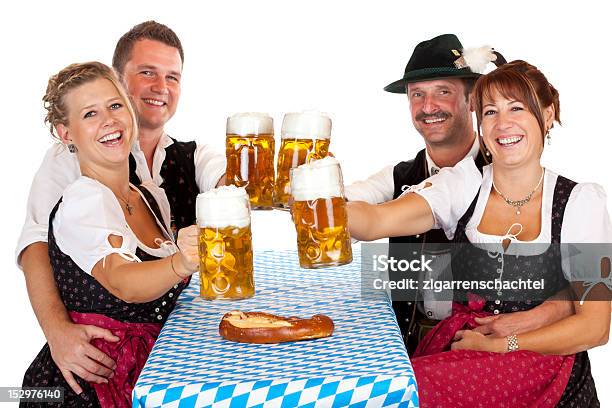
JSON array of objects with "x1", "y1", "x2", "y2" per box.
[
  {"x1": 67, "y1": 143, "x2": 77, "y2": 153},
  {"x1": 479, "y1": 133, "x2": 491, "y2": 157},
  {"x1": 546, "y1": 131, "x2": 552, "y2": 146}
]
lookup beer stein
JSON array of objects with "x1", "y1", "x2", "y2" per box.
[
  {"x1": 274, "y1": 111, "x2": 331, "y2": 209},
  {"x1": 196, "y1": 186, "x2": 254, "y2": 300},
  {"x1": 290, "y1": 156, "x2": 353, "y2": 268},
  {"x1": 225, "y1": 112, "x2": 275, "y2": 209}
]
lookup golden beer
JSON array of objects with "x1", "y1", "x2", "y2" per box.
[
  {"x1": 199, "y1": 225, "x2": 254, "y2": 300},
  {"x1": 274, "y1": 111, "x2": 332, "y2": 209},
  {"x1": 274, "y1": 138, "x2": 330, "y2": 208},
  {"x1": 290, "y1": 156, "x2": 352, "y2": 269},
  {"x1": 292, "y1": 196, "x2": 352, "y2": 268},
  {"x1": 225, "y1": 113, "x2": 275, "y2": 209},
  {"x1": 196, "y1": 186, "x2": 254, "y2": 300}
]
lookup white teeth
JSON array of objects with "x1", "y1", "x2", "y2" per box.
[
  {"x1": 99, "y1": 131, "x2": 121, "y2": 143},
  {"x1": 424, "y1": 118, "x2": 446, "y2": 124},
  {"x1": 498, "y1": 136, "x2": 523, "y2": 145},
  {"x1": 144, "y1": 98, "x2": 165, "y2": 106}
]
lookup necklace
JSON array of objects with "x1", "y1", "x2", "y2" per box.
[
  {"x1": 492, "y1": 169, "x2": 544, "y2": 215},
  {"x1": 116, "y1": 188, "x2": 134, "y2": 215}
]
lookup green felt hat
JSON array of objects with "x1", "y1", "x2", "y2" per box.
[{"x1": 384, "y1": 34, "x2": 483, "y2": 94}]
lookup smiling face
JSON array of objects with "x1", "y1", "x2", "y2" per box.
[
  {"x1": 121, "y1": 39, "x2": 182, "y2": 133},
  {"x1": 406, "y1": 78, "x2": 473, "y2": 147},
  {"x1": 480, "y1": 88, "x2": 554, "y2": 169},
  {"x1": 57, "y1": 78, "x2": 134, "y2": 171}
]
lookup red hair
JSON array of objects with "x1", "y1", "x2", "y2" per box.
[{"x1": 473, "y1": 60, "x2": 561, "y2": 141}]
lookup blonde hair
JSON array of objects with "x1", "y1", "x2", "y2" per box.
[{"x1": 43, "y1": 61, "x2": 138, "y2": 144}]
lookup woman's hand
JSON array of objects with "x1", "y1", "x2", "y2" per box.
[
  {"x1": 451, "y1": 329, "x2": 506, "y2": 353},
  {"x1": 176, "y1": 225, "x2": 200, "y2": 275}
]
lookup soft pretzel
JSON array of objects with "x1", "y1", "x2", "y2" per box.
[{"x1": 219, "y1": 310, "x2": 334, "y2": 344}]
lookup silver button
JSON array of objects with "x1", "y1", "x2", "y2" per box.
[
  {"x1": 415, "y1": 234, "x2": 420, "y2": 238},
  {"x1": 155, "y1": 307, "x2": 160, "y2": 312},
  {"x1": 168, "y1": 293, "x2": 174, "y2": 298},
  {"x1": 173, "y1": 284, "x2": 178, "y2": 289},
  {"x1": 498, "y1": 258, "x2": 502, "y2": 263},
  {"x1": 427, "y1": 311, "x2": 433, "y2": 317},
  {"x1": 157, "y1": 315, "x2": 163, "y2": 320},
  {"x1": 162, "y1": 301, "x2": 167, "y2": 306},
  {"x1": 497, "y1": 291, "x2": 503, "y2": 296},
  {"x1": 497, "y1": 268, "x2": 502, "y2": 273},
  {"x1": 493, "y1": 309, "x2": 500, "y2": 315},
  {"x1": 495, "y1": 300, "x2": 501, "y2": 305}
]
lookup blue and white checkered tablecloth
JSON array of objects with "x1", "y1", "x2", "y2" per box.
[{"x1": 133, "y1": 249, "x2": 419, "y2": 408}]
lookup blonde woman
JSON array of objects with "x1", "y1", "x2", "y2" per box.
[{"x1": 22, "y1": 62, "x2": 199, "y2": 408}]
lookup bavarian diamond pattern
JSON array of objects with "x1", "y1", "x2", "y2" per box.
[{"x1": 133, "y1": 249, "x2": 419, "y2": 407}]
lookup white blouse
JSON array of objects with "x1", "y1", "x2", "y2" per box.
[
  {"x1": 53, "y1": 177, "x2": 177, "y2": 275},
  {"x1": 344, "y1": 134, "x2": 481, "y2": 204},
  {"x1": 15, "y1": 133, "x2": 225, "y2": 266},
  {"x1": 411, "y1": 157, "x2": 612, "y2": 284}
]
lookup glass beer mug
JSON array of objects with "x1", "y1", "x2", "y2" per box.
[
  {"x1": 290, "y1": 156, "x2": 353, "y2": 268},
  {"x1": 196, "y1": 186, "x2": 254, "y2": 300},
  {"x1": 274, "y1": 111, "x2": 331, "y2": 209},
  {"x1": 225, "y1": 112, "x2": 275, "y2": 209}
]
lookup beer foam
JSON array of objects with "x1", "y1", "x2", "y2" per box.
[
  {"x1": 281, "y1": 110, "x2": 331, "y2": 139},
  {"x1": 226, "y1": 112, "x2": 274, "y2": 135},
  {"x1": 290, "y1": 156, "x2": 343, "y2": 201},
  {"x1": 196, "y1": 185, "x2": 250, "y2": 228}
]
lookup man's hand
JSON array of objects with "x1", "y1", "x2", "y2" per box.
[
  {"x1": 21, "y1": 243, "x2": 119, "y2": 395},
  {"x1": 47, "y1": 321, "x2": 118, "y2": 395},
  {"x1": 215, "y1": 174, "x2": 227, "y2": 187},
  {"x1": 473, "y1": 298, "x2": 575, "y2": 338},
  {"x1": 472, "y1": 314, "x2": 524, "y2": 337}
]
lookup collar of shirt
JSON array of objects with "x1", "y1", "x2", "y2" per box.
[
  {"x1": 131, "y1": 133, "x2": 174, "y2": 186},
  {"x1": 425, "y1": 133, "x2": 480, "y2": 176}
]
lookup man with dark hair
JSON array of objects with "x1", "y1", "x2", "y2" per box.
[
  {"x1": 346, "y1": 34, "x2": 573, "y2": 354},
  {"x1": 16, "y1": 21, "x2": 225, "y2": 395},
  {"x1": 112, "y1": 20, "x2": 185, "y2": 77}
]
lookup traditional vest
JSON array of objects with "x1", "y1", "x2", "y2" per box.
[
  {"x1": 389, "y1": 147, "x2": 488, "y2": 348},
  {"x1": 390, "y1": 148, "x2": 489, "y2": 244},
  {"x1": 129, "y1": 138, "x2": 200, "y2": 234}
]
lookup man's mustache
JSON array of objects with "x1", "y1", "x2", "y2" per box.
[{"x1": 415, "y1": 111, "x2": 451, "y2": 122}]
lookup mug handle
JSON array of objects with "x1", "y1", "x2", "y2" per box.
[
  {"x1": 306, "y1": 152, "x2": 319, "y2": 164},
  {"x1": 306, "y1": 150, "x2": 334, "y2": 163}
]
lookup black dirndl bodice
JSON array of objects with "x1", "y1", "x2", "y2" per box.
[
  {"x1": 451, "y1": 174, "x2": 598, "y2": 407},
  {"x1": 21, "y1": 185, "x2": 190, "y2": 408},
  {"x1": 48, "y1": 185, "x2": 189, "y2": 324}
]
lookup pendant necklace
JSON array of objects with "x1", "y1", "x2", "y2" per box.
[
  {"x1": 492, "y1": 169, "x2": 544, "y2": 215},
  {"x1": 116, "y1": 188, "x2": 134, "y2": 215}
]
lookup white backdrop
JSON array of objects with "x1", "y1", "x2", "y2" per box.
[{"x1": 2, "y1": 1, "x2": 611, "y2": 405}]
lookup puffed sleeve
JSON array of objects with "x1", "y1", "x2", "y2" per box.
[
  {"x1": 561, "y1": 183, "x2": 612, "y2": 287},
  {"x1": 407, "y1": 157, "x2": 483, "y2": 240},
  {"x1": 53, "y1": 177, "x2": 140, "y2": 275}
]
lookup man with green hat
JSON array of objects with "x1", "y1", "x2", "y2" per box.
[{"x1": 345, "y1": 34, "x2": 573, "y2": 354}]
